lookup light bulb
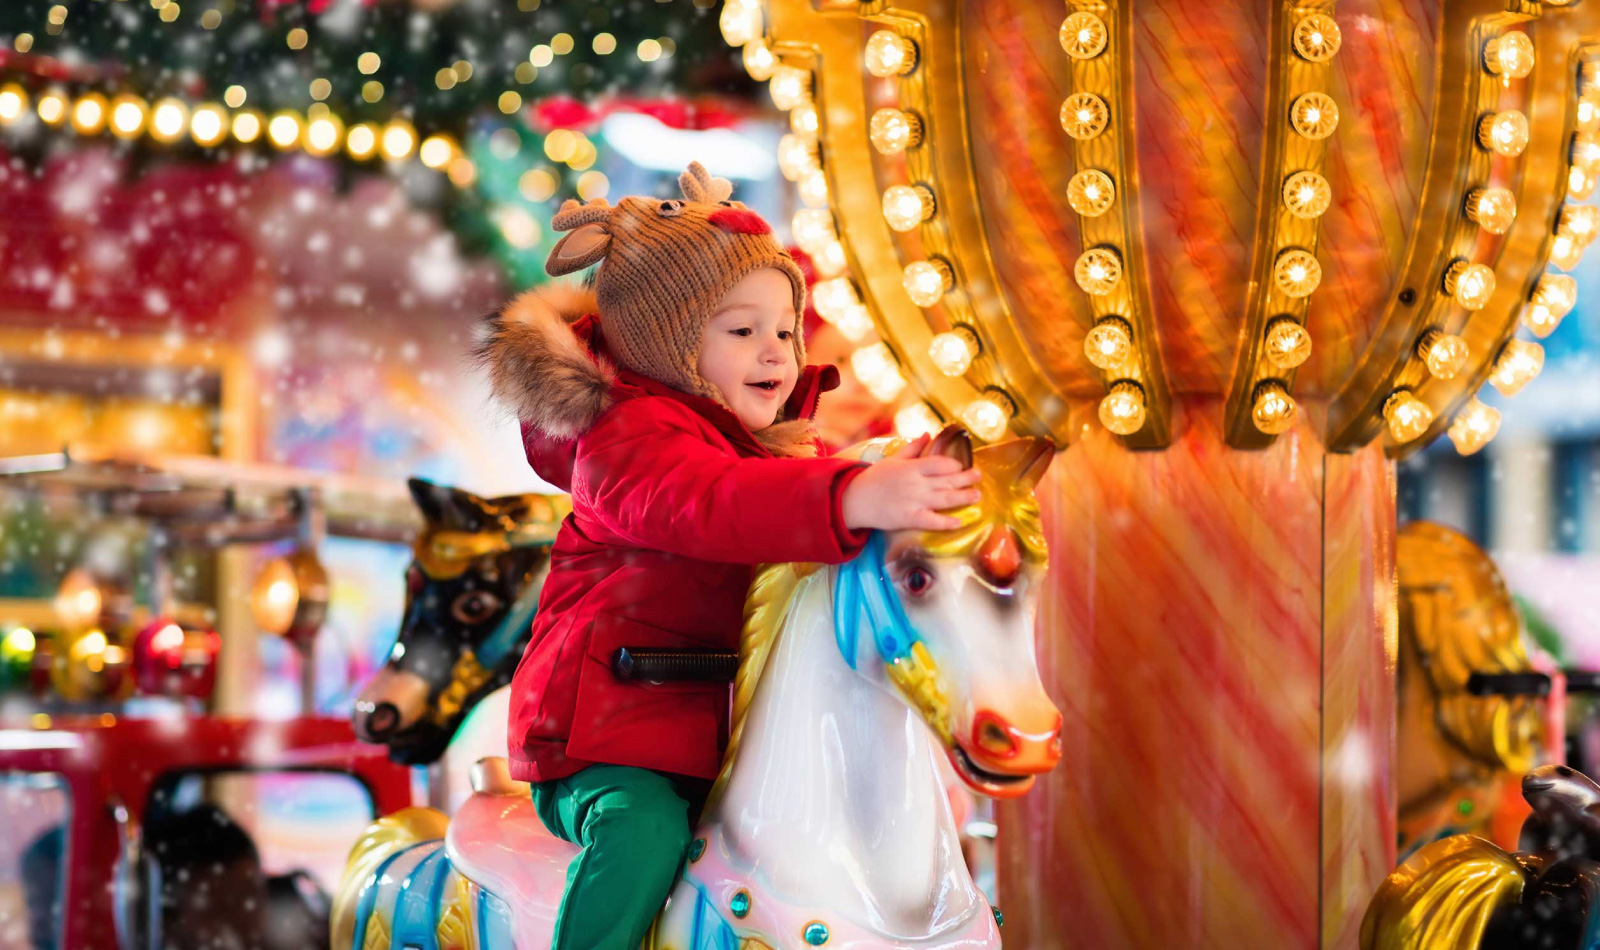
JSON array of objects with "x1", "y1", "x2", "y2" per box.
[
  {"x1": 790, "y1": 104, "x2": 819, "y2": 136},
  {"x1": 1292, "y1": 14, "x2": 1342, "y2": 62},
  {"x1": 851, "y1": 343, "x2": 907, "y2": 403},
  {"x1": 419, "y1": 134, "x2": 455, "y2": 169},
  {"x1": 1273, "y1": 249, "x2": 1322, "y2": 298},
  {"x1": 791, "y1": 208, "x2": 836, "y2": 254},
  {"x1": 1571, "y1": 167, "x2": 1596, "y2": 200},
  {"x1": 903, "y1": 259, "x2": 953, "y2": 307},
  {"x1": 895, "y1": 404, "x2": 943, "y2": 441},
  {"x1": 1443, "y1": 260, "x2": 1495, "y2": 310},
  {"x1": 865, "y1": 30, "x2": 917, "y2": 77},
  {"x1": 719, "y1": 1, "x2": 762, "y2": 48},
  {"x1": 798, "y1": 168, "x2": 829, "y2": 207},
  {"x1": 962, "y1": 391, "x2": 1016, "y2": 442},
  {"x1": 1551, "y1": 233, "x2": 1585, "y2": 270},
  {"x1": 1490, "y1": 339, "x2": 1544, "y2": 396},
  {"x1": 1417, "y1": 329, "x2": 1470, "y2": 379},
  {"x1": 382, "y1": 121, "x2": 415, "y2": 159},
  {"x1": 1075, "y1": 248, "x2": 1123, "y2": 296},
  {"x1": 812, "y1": 277, "x2": 860, "y2": 321},
  {"x1": 1448, "y1": 398, "x2": 1501, "y2": 455},
  {"x1": 882, "y1": 184, "x2": 934, "y2": 232},
  {"x1": 814, "y1": 239, "x2": 847, "y2": 277},
  {"x1": 1524, "y1": 274, "x2": 1577, "y2": 337},
  {"x1": 1558, "y1": 204, "x2": 1600, "y2": 244},
  {"x1": 70, "y1": 93, "x2": 106, "y2": 135},
  {"x1": 150, "y1": 98, "x2": 188, "y2": 141},
  {"x1": 929, "y1": 327, "x2": 979, "y2": 376},
  {"x1": 1059, "y1": 92, "x2": 1109, "y2": 140},
  {"x1": 1466, "y1": 187, "x2": 1516, "y2": 234},
  {"x1": 743, "y1": 39, "x2": 778, "y2": 81},
  {"x1": 1478, "y1": 110, "x2": 1529, "y2": 157},
  {"x1": 0, "y1": 85, "x2": 27, "y2": 124},
  {"x1": 833, "y1": 302, "x2": 873, "y2": 342},
  {"x1": 1574, "y1": 132, "x2": 1600, "y2": 174},
  {"x1": 1282, "y1": 170, "x2": 1331, "y2": 219},
  {"x1": 1098, "y1": 381, "x2": 1146, "y2": 435},
  {"x1": 36, "y1": 92, "x2": 66, "y2": 126},
  {"x1": 1084, "y1": 316, "x2": 1134, "y2": 370},
  {"x1": 1264, "y1": 317, "x2": 1312, "y2": 369},
  {"x1": 1290, "y1": 92, "x2": 1339, "y2": 139},
  {"x1": 267, "y1": 112, "x2": 302, "y2": 149},
  {"x1": 1382, "y1": 390, "x2": 1434, "y2": 443},
  {"x1": 1484, "y1": 31, "x2": 1534, "y2": 79},
  {"x1": 1067, "y1": 169, "x2": 1116, "y2": 217},
  {"x1": 231, "y1": 110, "x2": 262, "y2": 143},
  {"x1": 1059, "y1": 13, "x2": 1108, "y2": 60},
  {"x1": 346, "y1": 123, "x2": 378, "y2": 160},
  {"x1": 769, "y1": 65, "x2": 811, "y2": 111},
  {"x1": 870, "y1": 108, "x2": 923, "y2": 154},
  {"x1": 109, "y1": 95, "x2": 145, "y2": 137},
  {"x1": 1581, "y1": 97, "x2": 1600, "y2": 133},
  {"x1": 190, "y1": 105, "x2": 227, "y2": 146},
  {"x1": 1251, "y1": 381, "x2": 1298, "y2": 435},
  {"x1": 777, "y1": 133, "x2": 817, "y2": 181}
]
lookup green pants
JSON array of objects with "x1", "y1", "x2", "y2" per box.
[{"x1": 531, "y1": 764, "x2": 694, "y2": 950}]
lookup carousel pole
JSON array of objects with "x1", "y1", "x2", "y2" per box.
[{"x1": 292, "y1": 488, "x2": 325, "y2": 718}]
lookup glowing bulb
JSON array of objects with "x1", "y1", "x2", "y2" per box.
[
  {"x1": 1060, "y1": 92, "x2": 1109, "y2": 140},
  {"x1": 1098, "y1": 381, "x2": 1146, "y2": 435},
  {"x1": 1059, "y1": 13, "x2": 1108, "y2": 60},
  {"x1": 743, "y1": 39, "x2": 778, "y2": 81},
  {"x1": 791, "y1": 208, "x2": 836, "y2": 254},
  {"x1": 812, "y1": 277, "x2": 860, "y2": 321},
  {"x1": 1524, "y1": 274, "x2": 1577, "y2": 337},
  {"x1": 1067, "y1": 169, "x2": 1116, "y2": 217},
  {"x1": 189, "y1": 104, "x2": 226, "y2": 146},
  {"x1": 36, "y1": 92, "x2": 66, "y2": 126},
  {"x1": 719, "y1": 1, "x2": 761, "y2": 47},
  {"x1": 797, "y1": 168, "x2": 830, "y2": 208},
  {"x1": 1572, "y1": 167, "x2": 1596, "y2": 200},
  {"x1": 1444, "y1": 260, "x2": 1495, "y2": 310},
  {"x1": 1251, "y1": 381, "x2": 1298, "y2": 435},
  {"x1": 1273, "y1": 249, "x2": 1322, "y2": 297},
  {"x1": 962, "y1": 391, "x2": 1016, "y2": 442},
  {"x1": 929, "y1": 327, "x2": 979, "y2": 376},
  {"x1": 267, "y1": 112, "x2": 301, "y2": 149},
  {"x1": 1478, "y1": 110, "x2": 1529, "y2": 157},
  {"x1": 833, "y1": 303, "x2": 874, "y2": 342},
  {"x1": 790, "y1": 104, "x2": 819, "y2": 137},
  {"x1": 1574, "y1": 132, "x2": 1600, "y2": 173},
  {"x1": 1075, "y1": 248, "x2": 1123, "y2": 296},
  {"x1": 769, "y1": 65, "x2": 810, "y2": 111},
  {"x1": 346, "y1": 123, "x2": 378, "y2": 159},
  {"x1": 151, "y1": 624, "x2": 184, "y2": 654},
  {"x1": 1448, "y1": 398, "x2": 1501, "y2": 455},
  {"x1": 1084, "y1": 316, "x2": 1134, "y2": 370},
  {"x1": 1264, "y1": 317, "x2": 1312, "y2": 369},
  {"x1": 70, "y1": 94, "x2": 106, "y2": 134},
  {"x1": 1290, "y1": 93, "x2": 1339, "y2": 139},
  {"x1": 150, "y1": 98, "x2": 188, "y2": 141},
  {"x1": 1490, "y1": 339, "x2": 1544, "y2": 396},
  {"x1": 382, "y1": 121, "x2": 416, "y2": 160},
  {"x1": 231, "y1": 110, "x2": 262, "y2": 143},
  {"x1": 55, "y1": 569, "x2": 103, "y2": 630},
  {"x1": 0, "y1": 85, "x2": 26, "y2": 123},
  {"x1": 851, "y1": 343, "x2": 907, "y2": 403},
  {"x1": 903, "y1": 259, "x2": 954, "y2": 307},
  {"x1": 895, "y1": 404, "x2": 943, "y2": 440},
  {"x1": 419, "y1": 134, "x2": 455, "y2": 169},
  {"x1": 870, "y1": 108, "x2": 923, "y2": 154},
  {"x1": 865, "y1": 30, "x2": 917, "y2": 77},
  {"x1": 1484, "y1": 31, "x2": 1534, "y2": 79},
  {"x1": 1292, "y1": 14, "x2": 1342, "y2": 62},
  {"x1": 882, "y1": 184, "x2": 934, "y2": 232},
  {"x1": 1551, "y1": 233, "x2": 1585, "y2": 270},
  {"x1": 1558, "y1": 204, "x2": 1600, "y2": 244},
  {"x1": 1466, "y1": 187, "x2": 1516, "y2": 234},
  {"x1": 1282, "y1": 170, "x2": 1331, "y2": 219},
  {"x1": 1582, "y1": 97, "x2": 1600, "y2": 133},
  {"x1": 1417, "y1": 329, "x2": 1470, "y2": 379},
  {"x1": 814, "y1": 240, "x2": 847, "y2": 277},
  {"x1": 1382, "y1": 390, "x2": 1433, "y2": 443},
  {"x1": 777, "y1": 133, "x2": 817, "y2": 181}
]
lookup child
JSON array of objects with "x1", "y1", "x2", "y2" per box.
[{"x1": 476, "y1": 162, "x2": 980, "y2": 950}]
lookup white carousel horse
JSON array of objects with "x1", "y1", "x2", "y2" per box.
[{"x1": 332, "y1": 427, "x2": 1063, "y2": 950}]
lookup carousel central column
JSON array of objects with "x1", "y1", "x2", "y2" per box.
[{"x1": 996, "y1": 399, "x2": 1396, "y2": 950}]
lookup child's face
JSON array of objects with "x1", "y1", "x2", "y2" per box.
[{"x1": 698, "y1": 267, "x2": 799, "y2": 430}]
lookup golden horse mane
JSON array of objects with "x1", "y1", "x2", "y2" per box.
[{"x1": 705, "y1": 435, "x2": 1051, "y2": 808}]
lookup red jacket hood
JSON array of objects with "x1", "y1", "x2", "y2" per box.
[{"x1": 476, "y1": 285, "x2": 840, "y2": 491}]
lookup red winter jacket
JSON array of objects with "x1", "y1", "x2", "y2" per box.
[{"x1": 479, "y1": 288, "x2": 870, "y2": 783}]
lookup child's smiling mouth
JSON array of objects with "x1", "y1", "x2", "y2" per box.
[{"x1": 747, "y1": 380, "x2": 782, "y2": 396}]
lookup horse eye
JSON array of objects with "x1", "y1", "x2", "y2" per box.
[
  {"x1": 451, "y1": 590, "x2": 503, "y2": 625},
  {"x1": 903, "y1": 567, "x2": 934, "y2": 596}
]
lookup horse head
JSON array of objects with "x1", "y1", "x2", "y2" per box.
[
  {"x1": 836, "y1": 425, "x2": 1062, "y2": 798},
  {"x1": 352, "y1": 478, "x2": 567, "y2": 764}
]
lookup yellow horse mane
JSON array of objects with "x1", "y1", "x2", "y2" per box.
[
  {"x1": 1360, "y1": 834, "x2": 1526, "y2": 950},
  {"x1": 705, "y1": 436, "x2": 1052, "y2": 808}
]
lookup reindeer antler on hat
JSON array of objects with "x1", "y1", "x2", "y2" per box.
[{"x1": 678, "y1": 161, "x2": 734, "y2": 204}]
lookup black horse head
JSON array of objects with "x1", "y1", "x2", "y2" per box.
[{"x1": 352, "y1": 477, "x2": 567, "y2": 765}]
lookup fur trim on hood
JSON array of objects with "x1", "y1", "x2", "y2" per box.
[
  {"x1": 474, "y1": 285, "x2": 820, "y2": 458},
  {"x1": 475, "y1": 285, "x2": 614, "y2": 441}
]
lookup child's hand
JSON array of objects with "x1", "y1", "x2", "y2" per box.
[{"x1": 842, "y1": 434, "x2": 983, "y2": 532}]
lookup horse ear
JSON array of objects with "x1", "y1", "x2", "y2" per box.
[
  {"x1": 1013, "y1": 437, "x2": 1055, "y2": 491},
  {"x1": 975, "y1": 437, "x2": 1056, "y2": 491},
  {"x1": 409, "y1": 479, "x2": 493, "y2": 533},
  {"x1": 545, "y1": 222, "x2": 611, "y2": 277},
  {"x1": 923, "y1": 424, "x2": 974, "y2": 469}
]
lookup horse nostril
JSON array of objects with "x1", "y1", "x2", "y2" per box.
[
  {"x1": 974, "y1": 713, "x2": 1020, "y2": 758},
  {"x1": 364, "y1": 702, "x2": 400, "y2": 739}
]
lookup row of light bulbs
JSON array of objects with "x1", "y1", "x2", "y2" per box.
[
  {"x1": 1383, "y1": 31, "x2": 1589, "y2": 456},
  {"x1": 0, "y1": 82, "x2": 478, "y2": 186},
  {"x1": 724, "y1": 0, "x2": 1005, "y2": 443}
]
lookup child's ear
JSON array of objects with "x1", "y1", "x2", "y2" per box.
[{"x1": 545, "y1": 222, "x2": 611, "y2": 276}]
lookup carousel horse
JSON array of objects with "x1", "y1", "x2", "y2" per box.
[
  {"x1": 332, "y1": 427, "x2": 1064, "y2": 950},
  {"x1": 352, "y1": 478, "x2": 568, "y2": 765},
  {"x1": 1363, "y1": 764, "x2": 1600, "y2": 950},
  {"x1": 1395, "y1": 522, "x2": 1551, "y2": 861}
]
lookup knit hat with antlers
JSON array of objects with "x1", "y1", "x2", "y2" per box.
[{"x1": 544, "y1": 162, "x2": 807, "y2": 407}]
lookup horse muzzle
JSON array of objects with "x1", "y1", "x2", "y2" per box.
[{"x1": 947, "y1": 708, "x2": 1063, "y2": 799}]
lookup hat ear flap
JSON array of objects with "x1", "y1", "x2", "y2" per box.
[{"x1": 545, "y1": 222, "x2": 611, "y2": 276}]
